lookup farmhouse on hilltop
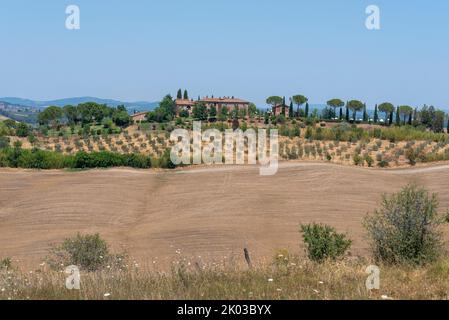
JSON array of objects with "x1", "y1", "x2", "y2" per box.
[{"x1": 175, "y1": 96, "x2": 250, "y2": 115}]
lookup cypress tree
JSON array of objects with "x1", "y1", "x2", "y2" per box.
[
  {"x1": 389, "y1": 111, "x2": 394, "y2": 126},
  {"x1": 345, "y1": 105, "x2": 349, "y2": 122},
  {"x1": 363, "y1": 103, "x2": 368, "y2": 122},
  {"x1": 408, "y1": 112, "x2": 412, "y2": 125},
  {"x1": 339, "y1": 107, "x2": 343, "y2": 120},
  {"x1": 183, "y1": 90, "x2": 188, "y2": 100},
  {"x1": 177, "y1": 89, "x2": 182, "y2": 99},
  {"x1": 305, "y1": 102, "x2": 309, "y2": 118},
  {"x1": 374, "y1": 104, "x2": 379, "y2": 123},
  {"x1": 395, "y1": 106, "x2": 401, "y2": 125},
  {"x1": 289, "y1": 101, "x2": 294, "y2": 119}
]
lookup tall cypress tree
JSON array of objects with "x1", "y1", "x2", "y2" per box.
[
  {"x1": 177, "y1": 89, "x2": 182, "y2": 99},
  {"x1": 374, "y1": 104, "x2": 379, "y2": 123},
  {"x1": 289, "y1": 101, "x2": 294, "y2": 119},
  {"x1": 305, "y1": 102, "x2": 309, "y2": 118},
  {"x1": 363, "y1": 103, "x2": 368, "y2": 122},
  {"x1": 389, "y1": 111, "x2": 394, "y2": 126},
  {"x1": 345, "y1": 105, "x2": 349, "y2": 122},
  {"x1": 339, "y1": 107, "x2": 343, "y2": 120},
  {"x1": 183, "y1": 90, "x2": 188, "y2": 100},
  {"x1": 395, "y1": 106, "x2": 401, "y2": 125}
]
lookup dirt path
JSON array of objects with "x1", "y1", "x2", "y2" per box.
[{"x1": 1, "y1": 163, "x2": 449, "y2": 268}]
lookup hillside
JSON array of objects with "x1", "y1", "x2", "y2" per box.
[
  {"x1": 0, "y1": 101, "x2": 40, "y2": 124},
  {"x1": 0, "y1": 97, "x2": 159, "y2": 113}
]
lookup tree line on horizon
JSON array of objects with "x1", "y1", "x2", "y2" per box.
[{"x1": 266, "y1": 94, "x2": 448, "y2": 133}]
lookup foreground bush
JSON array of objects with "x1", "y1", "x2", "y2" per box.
[
  {"x1": 47, "y1": 233, "x2": 126, "y2": 272},
  {"x1": 364, "y1": 184, "x2": 445, "y2": 265},
  {"x1": 300, "y1": 223, "x2": 352, "y2": 263}
]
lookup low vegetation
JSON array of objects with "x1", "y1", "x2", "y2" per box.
[{"x1": 300, "y1": 223, "x2": 352, "y2": 262}]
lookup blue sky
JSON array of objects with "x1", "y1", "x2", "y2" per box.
[{"x1": 0, "y1": 0, "x2": 448, "y2": 108}]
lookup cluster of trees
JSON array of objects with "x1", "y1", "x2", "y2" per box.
[
  {"x1": 146, "y1": 95, "x2": 177, "y2": 123},
  {"x1": 266, "y1": 94, "x2": 447, "y2": 133},
  {"x1": 0, "y1": 143, "x2": 176, "y2": 169},
  {"x1": 37, "y1": 103, "x2": 131, "y2": 128},
  {"x1": 0, "y1": 119, "x2": 31, "y2": 137}
]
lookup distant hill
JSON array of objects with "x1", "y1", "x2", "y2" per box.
[
  {"x1": 0, "y1": 101, "x2": 40, "y2": 124},
  {"x1": 0, "y1": 97, "x2": 159, "y2": 113}
]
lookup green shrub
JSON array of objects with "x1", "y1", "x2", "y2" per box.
[
  {"x1": 353, "y1": 154, "x2": 363, "y2": 166},
  {"x1": 0, "y1": 257, "x2": 12, "y2": 269},
  {"x1": 300, "y1": 223, "x2": 352, "y2": 263},
  {"x1": 364, "y1": 184, "x2": 445, "y2": 265},
  {"x1": 0, "y1": 136, "x2": 10, "y2": 149},
  {"x1": 47, "y1": 233, "x2": 126, "y2": 272}
]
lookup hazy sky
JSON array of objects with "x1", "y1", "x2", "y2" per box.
[{"x1": 1, "y1": 0, "x2": 448, "y2": 108}]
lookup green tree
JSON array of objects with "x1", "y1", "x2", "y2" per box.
[
  {"x1": 112, "y1": 110, "x2": 131, "y2": 127},
  {"x1": 347, "y1": 100, "x2": 364, "y2": 121},
  {"x1": 399, "y1": 105, "x2": 413, "y2": 124},
  {"x1": 374, "y1": 104, "x2": 379, "y2": 123},
  {"x1": 218, "y1": 106, "x2": 229, "y2": 122},
  {"x1": 183, "y1": 90, "x2": 189, "y2": 100},
  {"x1": 192, "y1": 102, "x2": 208, "y2": 121},
  {"x1": 15, "y1": 122, "x2": 30, "y2": 137},
  {"x1": 288, "y1": 101, "x2": 294, "y2": 119},
  {"x1": 378, "y1": 102, "x2": 394, "y2": 123},
  {"x1": 209, "y1": 105, "x2": 217, "y2": 120},
  {"x1": 266, "y1": 96, "x2": 283, "y2": 110},
  {"x1": 176, "y1": 89, "x2": 182, "y2": 99},
  {"x1": 395, "y1": 106, "x2": 401, "y2": 125},
  {"x1": 292, "y1": 95, "x2": 308, "y2": 117},
  {"x1": 363, "y1": 104, "x2": 368, "y2": 122},
  {"x1": 38, "y1": 106, "x2": 63, "y2": 127},
  {"x1": 326, "y1": 99, "x2": 345, "y2": 119},
  {"x1": 63, "y1": 105, "x2": 79, "y2": 125},
  {"x1": 304, "y1": 102, "x2": 310, "y2": 118}
]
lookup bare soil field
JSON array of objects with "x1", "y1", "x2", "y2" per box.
[{"x1": 1, "y1": 162, "x2": 449, "y2": 268}]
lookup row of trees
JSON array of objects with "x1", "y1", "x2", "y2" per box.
[
  {"x1": 37, "y1": 103, "x2": 131, "y2": 128},
  {"x1": 266, "y1": 94, "x2": 447, "y2": 133}
]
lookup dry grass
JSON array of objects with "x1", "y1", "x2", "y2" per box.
[{"x1": 1, "y1": 257, "x2": 449, "y2": 300}]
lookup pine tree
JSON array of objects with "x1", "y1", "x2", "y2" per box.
[
  {"x1": 177, "y1": 89, "x2": 182, "y2": 99},
  {"x1": 305, "y1": 102, "x2": 309, "y2": 118},
  {"x1": 183, "y1": 90, "x2": 188, "y2": 100},
  {"x1": 374, "y1": 104, "x2": 379, "y2": 123},
  {"x1": 395, "y1": 106, "x2": 401, "y2": 125}
]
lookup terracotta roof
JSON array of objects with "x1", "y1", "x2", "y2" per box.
[
  {"x1": 175, "y1": 99, "x2": 195, "y2": 106},
  {"x1": 200, "y1": 97, "x2": 249, "y2": 104},
  {"x1": 131, "y1": 111, "x2": 148, "y2": 117}
]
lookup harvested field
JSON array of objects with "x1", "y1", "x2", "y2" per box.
[{"x1": 1, "y1": 162, "x2": 449, "y2": 268}]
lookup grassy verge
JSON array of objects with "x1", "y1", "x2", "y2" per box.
[{"x1": 1, "y1": 258, "x2": 449, "y2": 300}]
